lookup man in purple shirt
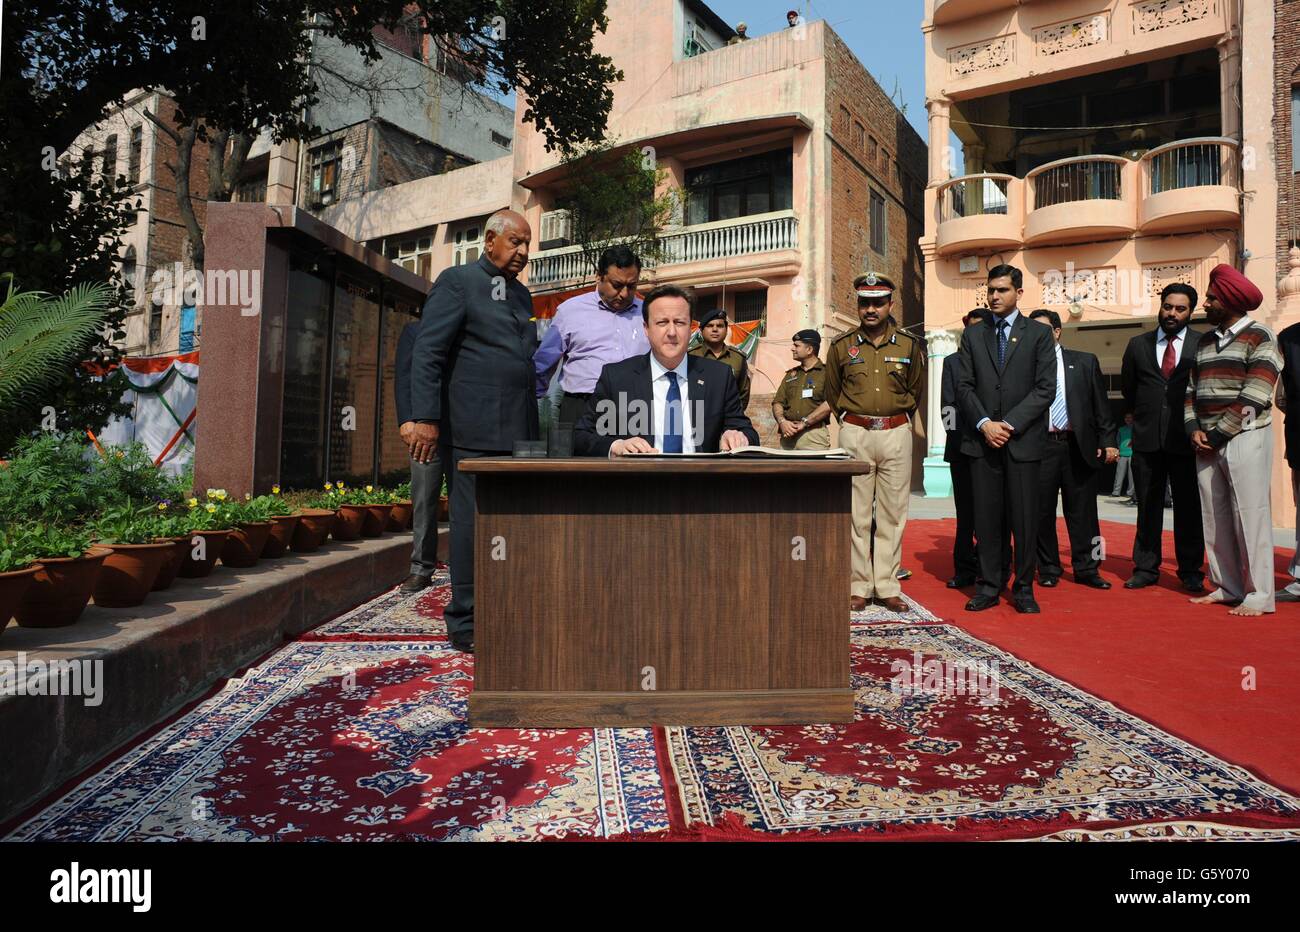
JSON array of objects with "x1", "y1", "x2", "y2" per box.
[{"x1": 534, "y1": 245, "x2": 649, "y2": 426}]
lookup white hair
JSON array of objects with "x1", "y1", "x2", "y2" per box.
[{"x1": 485, "y1": 211, "x2": 513, "y2": 236}]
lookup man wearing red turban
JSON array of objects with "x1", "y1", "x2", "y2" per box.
[{"x1": 1184, "y1": 264, "x2": 1280, "y2": 615}]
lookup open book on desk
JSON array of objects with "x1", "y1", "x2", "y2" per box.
[{"x1": 623, "y1": 446, "x2": 851, "y2": 459}]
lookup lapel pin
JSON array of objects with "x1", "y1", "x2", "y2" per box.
[{"x1": 696, "y1": 379, "x2": 704, "y2": 386}]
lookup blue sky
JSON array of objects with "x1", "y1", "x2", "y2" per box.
[{"x1": 700, "y1": 0, "x2": 929, "y2": 138}]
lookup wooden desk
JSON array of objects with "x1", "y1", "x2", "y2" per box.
[{"x1": 460, "y1": 457, "x2": 870, "y2": 727}]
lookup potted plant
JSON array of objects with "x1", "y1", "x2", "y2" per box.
[
  {"x1": 176, "y1": 492, "x2": 233, "y2": 578},
  {"x1": 288, "y1": 487, "x2": 337, "y2": 553},
  {"x1": 355, "y1": 484, "x2": 393, "y2": 537},
  {"x1": 257, "y1": 486, "x2": 302, "y2": 559},
  {"x1": 149, "y1": 501, "x2": 193, "y2": 592},
  {"x1": 0, "y1": 524, "x2": 41, "y2": 636},
  {"x1": 387, "y1": 481, "x2": 413, "y2": 531},
  {"x1": 89, "y1": 501, "x2": 173, "y2": 607},
  {"x1": 325, "y1": 482, "x2": 367, "y2": 541},
  {"x1": 13, "y1": 524, "x2": 111, "y2": 627},
  {"x1": 220, "y1": 492, "x2": 274, "y2": 567}
]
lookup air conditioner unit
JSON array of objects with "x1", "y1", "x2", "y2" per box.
[{"x1": 539, "y1": 209, "x2": 572, "y2": 249}]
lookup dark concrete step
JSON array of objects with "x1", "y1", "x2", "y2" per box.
[{"x1": 0, "y1": 529, "x2": 444, "y2": 824}]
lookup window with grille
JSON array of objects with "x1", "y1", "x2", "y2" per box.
[
  {"x1": 148, "y1": 301, "x2": 163, "y2": 347},
  {"x1": 733, "y1": 290, "x2": 766, "y2": 324},
  {"x1": 869, "y1": 190, "x2": 886, "y2": 256},
  {"x1": 685, "y1": 149, "x2": 793, "y2": 225},
  {"x1": 128, "y1": 126, "x2": 142, "y2": 184},
  {"x1": 308, "y1": 141, "x2": 343, "y2": 206},
  {"x1": 102, "y1": 135, "x2": 118, "y2": 182}
]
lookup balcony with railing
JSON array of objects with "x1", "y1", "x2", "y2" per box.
[
  {"x1": 1024, "y1": 155, "x2": 1135, "y2": 245},
  {"x1": 527, "y1": 210, "x2": 799, "y2": 287},
  {"x1": 935, "y1": 173, "x2": 1023, "y2": 255},
  {"x1": 1138, "y1": 137, "x2": 1240, "y2": 234}
]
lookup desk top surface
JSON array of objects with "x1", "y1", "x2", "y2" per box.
[{"x1": 458, "y1": 456, "x2": 874, "y2": 476}]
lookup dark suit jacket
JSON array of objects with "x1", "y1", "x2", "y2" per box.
[
  {"x1": 1120, "y1": 326, "x2": 1204, "y2": 454},
  {"x1": 941, "y1": 352, "x2": 965, "y2": 463},
  {"x1": 1057, "y1": 347, "x2": 1116, "y2": 469},
  {"x1": 394, "y1": 320, "x2": 418, "y2": 427},
  {"x1": 1278, "y1": 322, "x2": 1300, "y2": 468},
  {"x1": 956, "y1": 311, "x2": 1056, "y2": 461},
  {"x1": 574, "y1": 353, "x2": 760, "y2": 457},
  {"x1": 410, "y1": 255, "x2": 539, "y2": 451}
]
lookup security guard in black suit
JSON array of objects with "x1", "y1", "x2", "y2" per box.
[{"x1": 409, "y1": 209, "x2": 539, "y2": 652}]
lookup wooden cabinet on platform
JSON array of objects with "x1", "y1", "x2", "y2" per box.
[{"x1": 459, "y1": 457, "x2": 869, "y2": 727}]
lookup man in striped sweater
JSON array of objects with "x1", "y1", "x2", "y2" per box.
[{"x1": 1184, "y1": 263, "x2": 1281, "y2": 616}]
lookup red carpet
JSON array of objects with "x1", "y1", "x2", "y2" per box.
[{"x1": 904, "y1": 517, "x2": 1300, "y2": 795}]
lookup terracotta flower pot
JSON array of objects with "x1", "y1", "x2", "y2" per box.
[
  {"x1": 0, "y1": 564, "x2": 40, "y2": 635},
  {"x1": 387, "y1": 501, "x2": 413, "y2": 531},
  {"x1": 290, "y1": 509, "x2": 335, "y2": 553},
  {"x1": 14, "y1": 546, "x2": 112, "y2": 628},
  {"x1": 261, "y1": 514, "x2": 301, "y2": 559},
  {"x1": 93, "y1": 541, "x2": 173, "y2": 608},
  {"x1": 221, "y1": 522, "x2": 273, "y2": 568},
  {"x1": 151, "y1": 536, "x2": 191, "y2": 591},
  {"x1": 361, "y1": 504, "x2": 393, "y2": 537},
  {"x1": 177, "y1": 529, "x2": 230, "y2": 578},
  {"x1": 332, "y1": 505, "x2": 367, "y2": 541},
  {"x1": 437, "y1": 496, "x2": 450, "y2": 522}
]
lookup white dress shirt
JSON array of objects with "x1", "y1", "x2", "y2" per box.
[
  {"x1": 975, "y1": 308, "x2": 1021, "y2": 432},
  {"x1": 648, "y1": 352, "x2": 696, "y2": 453},
  {"x1": 1215, "y1": 315, "x2": 1253, "y2": 351},
  {"x1": 1155, "y1": 329, "x2": 1185, "y2": 368}
]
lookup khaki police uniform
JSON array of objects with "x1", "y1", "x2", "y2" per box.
[
  {"x1": 825, "y1": 317, "x2": 924, "y2": 599},
  {"x1": 772, "y1": 361, "x2": 831, "y2": 450},
  {"x1": 689, "y1": 343, "x2": 751, "y2": 410}
]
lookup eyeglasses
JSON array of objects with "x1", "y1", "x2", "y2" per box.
[{"x1": 858, "y1": 297, "x2": 891, "y2": 308}]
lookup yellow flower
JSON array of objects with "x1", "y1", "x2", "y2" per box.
[
  {"x1": 206, "y1": 488, "x2": 217, "y2": 499},
  {"x1": 157, "y1": 502, "x2": 167, "y2": 511},
  {"x1": 365, "y1": 485, "x2": 373, "y2": 493},
  {"x1": 188, "y1": 497, "x2": 199, "y2": 508},
  {"x1": 215, "y1": 490, "x2": 228, "y2": 501},
  {"x1": 115, "y1": 450, "x2": 125, "y2": 459},
  {"x1": 272, "y1": 485, "x2": 281, "y2": 495},
  {"x1": 244, "y1": 492, "x2": 251, "y2": 500},
  {"x1": 324, "y1": 482, "x2": 333, "y2": 491},
  {"x1": 205, "y1": 503, "x2": 217, "y2": 514}
]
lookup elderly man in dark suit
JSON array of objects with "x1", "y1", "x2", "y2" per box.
[
  {"x1": 409, "y1": 209, "x2": 538, "y2": 652},
  {"x1": 1119, "y1": 283, "x2": 1206, "y2": 592},
  {"x1": 1028, "y1": 309, "x2": 1118, "y2": 589},
  {"x1": 956, "y1": 265, "x2": 1057, "y2": 614},
  {"x1": 575, "y1": 284, "x2": 758, "y2": 457}
]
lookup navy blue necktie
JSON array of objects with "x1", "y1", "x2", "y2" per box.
[
  {"x1": 663, "y1": 372, "x2": 683, "y2": 453},
  {"x1": 997, "y1": 319, "x2": 1009, "y2": 369}
]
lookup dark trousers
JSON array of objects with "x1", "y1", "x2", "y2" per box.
[
  {"x1": 444, "y1": 446, "x2": 506, "y2": 639},
  {"x1": 409, "y1": 453, "x2": 447, "y2": 577},
  {"x1": 1131, "y1": 449, "x2": 1204, "y2": 582},
  {"x1": 950, "y1": 453, "x2": 978, "y2": 579},
  {"x1": 1036, "y1": 434, "x2": 1102, "y2": 579},
  {"x1": 972, "y1": 447, "x2": 1040, "y2": 597}
]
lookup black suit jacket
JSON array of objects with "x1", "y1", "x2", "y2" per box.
[
  {"x1": 1119, "y1": 327, "x2": 1204, "y2": 454},
  {"x1": 1057, "y1": 347, "x2": 1116, "y2": 469},
  {"x1": 941, "y1": 352, "x2": 965, "y2": 463},
  {"x1": 1278, "y1": 322, "x2": 1300, "y2": 468},
  {"x1": 574, "y1": 353, "x2": 760, "y2": 457},
  {"x1": 956, "y1": 312, "x2": 1057, "y2": 461},
  {"x1": 394, "y1": 320, "x2": 418, "y2": 427},
  {"x1": 410, "y1": 255, "x2": 539, "y2": 451}
]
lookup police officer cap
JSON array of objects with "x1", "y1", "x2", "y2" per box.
[
  {"x1": 698, "y1": 308, "x2": 728, "y2": 328},
  {"x1": 854, "y1": 271, "x2": 895, "y2": 299},
  {"x1": 792, "y1": 328, "x2": 821, "y2": 350}
]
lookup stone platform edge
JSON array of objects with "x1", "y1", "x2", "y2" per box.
[{"x1": 0, "y1": 528, "x2": 444, "y2": 825}]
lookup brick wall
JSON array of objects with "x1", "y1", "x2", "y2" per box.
[
  {"x1": 823, "y1": 30, "x2": 927, "y2": 338},
  {"x1": 1277, "y1": 0, "x2": 1300, "y2": 270}
]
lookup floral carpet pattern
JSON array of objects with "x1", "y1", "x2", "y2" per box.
[{"x1": 7, "y1": 577, "x2": 1300, "y2": 842}]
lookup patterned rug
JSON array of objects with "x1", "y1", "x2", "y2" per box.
[{"x1": 7, "y1": 577, "x2": 1300, "y2": 842}]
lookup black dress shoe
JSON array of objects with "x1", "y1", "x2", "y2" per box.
[
  {"x1": 1076, "y1": 575, "x2": 1112, "y2": 590},
  {"x1": 947, "y1": 575, "x2": 977, "y2": 589},
  {"x1": 1123, "y1": 575, "x2": 1157, "y2": 589},
  {"x1": 1180, "y1": 577, "x2": 1206, "y2": 594},
  {"x1": 399, "y1": 573, "x2": 432, "y2": 593},
  {"x1": 965, "y1": 594, "x2": 1000, "y2": 611},
  {"x1": 450, "y1": 632, "x2": 475, "y2": 653},
  {"x1": 1039, "y1": 576, "x2": 1060, "y2": 588},
  {"x1": 1012, "y1": 594, "x2": 1041, "y2": 614}
]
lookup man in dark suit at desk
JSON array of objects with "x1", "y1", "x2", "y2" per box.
[
  {"x1": 408, "y1": 209, "x2": 539, "y2": 653},
  {"x1": 394, "y1": 312, "x2": 447, "y2": 593},
  {"x1": 1119, "y1": 283, "x2": 1206, "y2": 592},
  {"x1": 1028, "y1": 309, "x2": 1118, "y2": 589},
  {"x1": 956, "y1": 265, "x2": 1057, "y2": 614},
  {"x1": 575, "y1": 284, "x2": 758, "y2": 457}
]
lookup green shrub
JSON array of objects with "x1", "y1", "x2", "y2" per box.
[
  {"x1": 0, "y1": 524, "x2": 40, "y2": 572},
  {"x1": 14, "y1": 522, "x2": 93, "y2": 560},
  {"x1": 0, "y1": 432, "x2": 100, "y2": 524},
  {"x1": 91, "y1": 500, "x2": 168, "y2": 545}
]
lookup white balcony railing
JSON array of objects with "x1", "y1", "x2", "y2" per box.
[
  {"x1": 1028, "y1": 155, "x2": 1126, "y2": 209},
  {"x1": 938, "y1": 173, "x2": 1012, "y2": 223},
  {"x1": 527, "y1": 211, "x2": 799, "y2": 286}
]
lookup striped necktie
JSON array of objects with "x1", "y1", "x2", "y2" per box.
[
  {"x1": 663, "y1": 372, "x2": 683, "y2": 453},
  {"x1": 1050, "y1": 352, "x2": 1069, "y2": 430}
]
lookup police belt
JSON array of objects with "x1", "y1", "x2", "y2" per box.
[{"x1": 842, "y1": 413, "x2": 909, "y2": 430}]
